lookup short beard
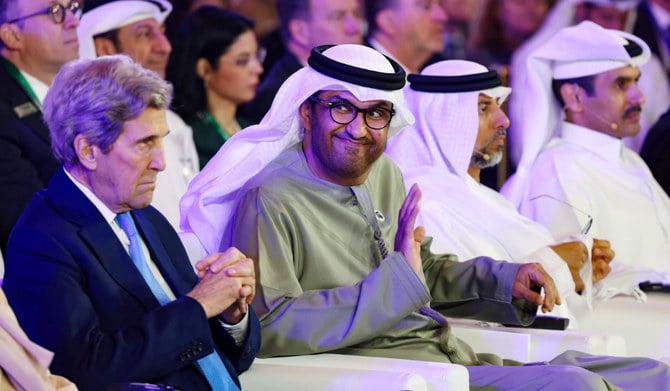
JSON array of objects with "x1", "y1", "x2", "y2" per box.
[{"x1": 471, "y1": 150, "x2": 503, "y2": 169}]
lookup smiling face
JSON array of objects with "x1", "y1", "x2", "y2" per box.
[
  {"x1": 578, "y1": 65, "x2": 645, "y2": 139},
  {"x1": 300, "y1": 90, "x2": 393, "y2": 186},
  {"x1": 115, "y1": 17, "x2": 171, "y2": 78},
  {"x1": 87, "y1": 107, "x2": 168, "y2": 213},
  {"x1": 205, "y1": 29, "x2": 263, "y2": 105}
]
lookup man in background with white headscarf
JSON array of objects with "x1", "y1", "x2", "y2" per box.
[
  {"x1": 181, "y1": 43, "x2": 670, "y2": 390},
  {"x1": 503, "y1": 21, "x2": 670, "y2": 294},
  {"x1": 386, "y1": 59, "x2": 615, "y2": 328},
  {"x1": 507, "y1": 0, "x2": 669, "y2": 159},
  {"x1": 77, "y1": 0, "x2": 199, "y2": 230}
]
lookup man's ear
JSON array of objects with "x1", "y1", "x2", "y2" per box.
[
  {"x1": 93, "y1": 37, "x2": 119, "y2": 56},
  {"x1": 375, "y1": 8, "x2": 398, "y2": 36},
  {"x1": 0, "y1": 23, "x2": 22, "y2": 50},
  {"x1": 288, "y1": 18, "x2": 309, "y2": 47},
  {"x1": 298, "y1": 101, "x2": 312, "y2": 131},
  {"x1": 73, "y1": 134, "x2": 98, "y2": 170},
  {"x1": 560, "y1": 83, "x2": 583, "y2": 113}
]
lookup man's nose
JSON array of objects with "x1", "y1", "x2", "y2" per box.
[
  {"x1": 153, "y1": 31, "x2": 172, "y2": 54},
  {"x1": 150, "y1": 144, "x2": 166, "y2": 172},
  {"x1": 496, "y1": 109, "x2": 510, "y2": 130},
  {"x1": 629, "y1": 83, "x2": 646, "y2": 106},
  {"x1": 347, "y1": 112, "x2": 370, "y2": 138},
  {"x1": 432, "y1": 1, "x2": 448, "y2": 23}
]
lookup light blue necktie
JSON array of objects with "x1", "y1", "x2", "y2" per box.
[{"x1": 115, "y1": 212, "x2": 239, "y2": 391}]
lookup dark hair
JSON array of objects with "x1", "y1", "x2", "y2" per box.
[
  {"x1": 364, "y1": 0, "x2": 395, "y2": 36},
  {"x1": 551, "y1": 74, "x2": 596, "y2": 106},
  {"x1": 166, "y1": 6, "x2": 254, "y2": 119},
  {"x1": 0, "y1": 0, "x2": 13, "y2": 22},
  {"x1": 277, "y1": 0, "x2": 310, "y2": 43},
  {"x1": 0, "y1": 0, "x2": 17, "y2": 49},
  {"x1": 93, "y1": 29, "x2": 120, "y2": 49}
]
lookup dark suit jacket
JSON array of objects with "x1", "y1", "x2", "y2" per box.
[
  {"x1": 634, "y1": 1, "x2": 670, "y2": 76},
  {"x1": 0, "y1": 61, "x2": 59, "y2": 252},
  {"x1": 240, "y1": 51, "x2": 302, "y2": 124},
  {"x1": 3, "y1": 168, "x2": 261, "y2": 391},
  {"x1": 641, "y1": 107, "x2": 670, "y2": 196}
]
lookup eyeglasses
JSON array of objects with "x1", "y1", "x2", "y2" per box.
[
  {"x1": 309, "y1": 96, "x2": 396, "y2": 130},
  {"x1": 220, "y1": 48, "x2": 267, "y2": 69},
  {"x1": 6, "y1": 0, "x2": 82, "y2": 25},
  {"x1": 529, "y1": 194, "x2": 593, "y2": 235}
]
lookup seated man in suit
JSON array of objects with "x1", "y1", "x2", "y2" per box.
[
  {"x1": 3, "y1": 55, "x2": 260, "y2": 391},
  {"x1": 0, "y1": 0, "x2": 81, "y2": 254},
  {"x1": 76, "y1": 0, "x2": 200, "y2": 230}
]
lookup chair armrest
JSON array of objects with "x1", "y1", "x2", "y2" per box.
[
  {"x1": 240, "y1": 354, "x2": 469, "y2": 391},
  {"x1": 450, "y1": 318, "x2": 626, "y2": 362},
  {"x1": 580, "y1": 293, "x2": 670, "y2": 358}
]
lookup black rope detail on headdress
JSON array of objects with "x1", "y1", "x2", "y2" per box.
[
  {"x1": 408, "y1": 70, "x2": 502, "y2": 93},
  {"x1": 624, "y1": 40, "x2": 643, "y2": 59},
  {"x1": 307, "y1": 45, "x2": 406, "y2": 91}
]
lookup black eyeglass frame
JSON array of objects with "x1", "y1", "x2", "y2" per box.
[
  {"x1": 6, "y1": 0, "x2": 82, "y2": 25},
  {"x1": 308, "y1": 95, "x2": 396, "y2": 130}
]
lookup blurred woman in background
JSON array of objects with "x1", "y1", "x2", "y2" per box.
[{"x1": 167, "y1": 6, "x2": 264, "y2": 168}]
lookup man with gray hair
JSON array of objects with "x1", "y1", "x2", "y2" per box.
[
  {"x1": 76, "y1": 0, "x2": 199, "y2": 230},
  {"x1": 181, "y1": 43, "x2": 670, "y2": 390},
  {"x1": 3, "y1": 55, "x2": 260, "y2": 391}
]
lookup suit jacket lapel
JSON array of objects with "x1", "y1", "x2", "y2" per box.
[
  {"x1": 0, "y1": 65, "x2": 51, "y2": 145},
  {"x1": 132, "y1": 210, "x2": 194, "y2": 296},
  {"x1": 47, "y1": 169, "x2": 161, "y2": 310}
]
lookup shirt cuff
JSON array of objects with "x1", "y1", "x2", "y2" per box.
[{"x1": 218, "y1": 309, "x2": 250, "y2": 346}]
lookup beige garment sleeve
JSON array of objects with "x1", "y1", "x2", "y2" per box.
[{"x1": 0, "y1": 289, "x2": 77, "y2": 391}]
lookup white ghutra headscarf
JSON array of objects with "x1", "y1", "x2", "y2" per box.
[
  {"x1": 502, "y1": 20, "x2": 650, "y2": 207},
  {"x1": 179, "y1": 44, "x2": 414, "y2": 259}
]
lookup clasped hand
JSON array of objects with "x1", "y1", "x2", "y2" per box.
[
  {"x1": 187, "y1": 247, "x2": 256, "y2": 324},
  {"x1": 551, "y1": 238, "x2": 614, "y2": 293}
]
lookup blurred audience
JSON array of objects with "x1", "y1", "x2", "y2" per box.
[
  {"x1": 467, "y1": 0, "x2": 555, "y2": 71},
  {"x1": 167, "y1": 6, "x2": 263, "y2": 169},
  {"x1": 633, "y1": 0, "x2": 670, "y2": 80},
  {"x1": 229, "y1": 0, "x2": 285, "y2": 75},
  {"x1": 441, "y1": 0, "x2": 477, "y2": 59},
  {"x1": 241, "y1": 0, "x2": 364, "y2": 124},
  {"x1": 165, "y1": 0, "x2": 229, "y2": 43},
  {"x1": 0, "y1": 0, "x2": 80, "y2": 253},
  {"x1": 365, "y1": 0, "x2": 447, "y2": 73},
  {"x1": 640, "y1": 106, "x2": 670, "y2": 195}
]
